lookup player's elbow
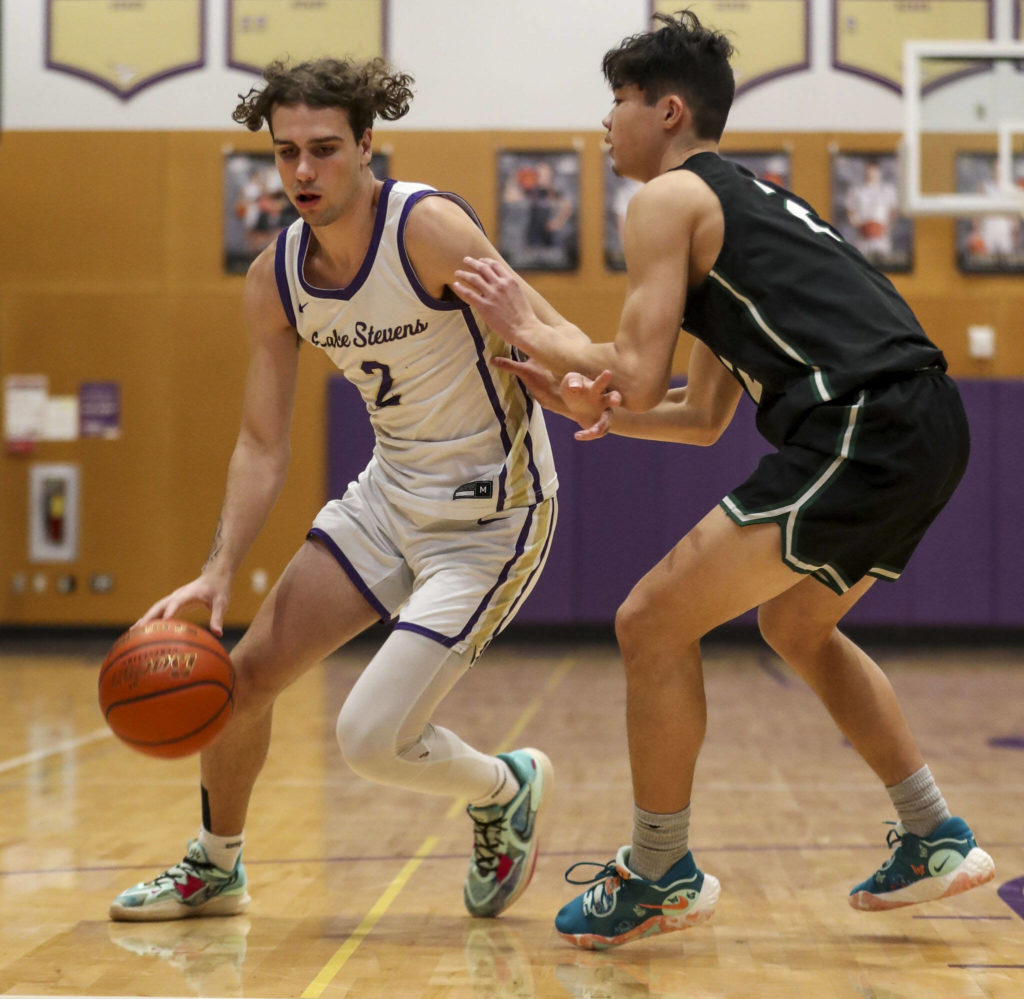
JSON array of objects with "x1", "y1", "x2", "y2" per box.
[{"x1": 619, "y1": 377, "x2": 670, "y2": 414}]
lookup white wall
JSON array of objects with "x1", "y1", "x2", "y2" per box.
[{"x1": 3, "y1": 0, "x2": 1022, "y2": 132}]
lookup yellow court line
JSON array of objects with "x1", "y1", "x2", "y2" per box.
[
  {"x1": 302, "y1": 654, "x2": 576, "y2": 998},
  {"x1": 301, "y1": 837, "x2": 439, "y2": 999}
]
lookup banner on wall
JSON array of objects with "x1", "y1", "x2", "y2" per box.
[
  {"x1": 653, "y1": 0, "x2": 810, "y2": 94},
  {"x1": 833, "y1": 0, "x2": 992, "y2": 92},
  {"x1": 47, "y1": 0, "x2": 205, "y2": 100},
  {"x1": 228, "y1": 0, "x2": 386, "y2": 73}
]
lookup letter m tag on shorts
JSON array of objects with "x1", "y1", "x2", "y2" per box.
[{"x1": 454, "y1": 480, "x2": 493, "y2": 500}]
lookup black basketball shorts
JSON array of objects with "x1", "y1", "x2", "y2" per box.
[{"x1": 720, "y1": 371, "x2": 970, "y2": 595}]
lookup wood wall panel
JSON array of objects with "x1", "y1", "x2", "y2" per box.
[{"x1": 1, "y1": 129, "x2": 1020, "y2": 627}]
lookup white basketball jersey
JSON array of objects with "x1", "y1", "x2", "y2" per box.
[{"x1": 275, "y1": 180, "x2": 558, "y2": 519}]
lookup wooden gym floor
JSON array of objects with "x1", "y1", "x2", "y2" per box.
[{"x1": 0, "y1": 629, "x2": 1022, "y2": 998}]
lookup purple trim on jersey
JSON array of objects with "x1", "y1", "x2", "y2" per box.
[
  {"x1": 452, "y1": 505, "x2": 536, "y2": 645},
  {"x1": 46, "y1": 0, "x2": 207, "y2": 101},
  {"x1": 297, "y1": 179, "x2": 395, "y2": 300},
  {"x1": 306, "y1": 528, "x2": 388, "y2": 621},
  {"x1": 275, "y1": 228, "x2": 297, "y2": 328},
  {"x1": 491, "y1": 497, "x2": 556, "y2": 636},
  {"x1": 393, "y1": 621, "x2": 459, "y2": 648},
  {"x1": 396, "y1": 190, "x2": 479, "y2": 310},
  {"x1": 462, "y1": 309, "x2": 514, "y2": 509},
  {"x1": 520, "y1": 388, "x2": 545, "y2": 505},
  {"x1": 393, "y1": 503, "x2": 544, "y2": 650}
]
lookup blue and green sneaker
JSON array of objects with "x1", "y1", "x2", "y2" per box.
[
  {"x1": 463, "y1": 747, "x2": 554, "y2": 917},
  {"x1": 109, "y1": 839, "x2": 250, "y2": 921},
  {"x1": 849, "y1": 816, "x2": 995, "y2": 911},
  {"x1": 555, "y1": 846, "x2": 719, "y2": 950}
]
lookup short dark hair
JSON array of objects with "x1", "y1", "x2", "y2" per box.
[
  {"x1": 602, "y1": 9, "x2": 735, "y2": 141},
  {"x1": 232, "y1": 56, "x2": 414, "y2": 137}
]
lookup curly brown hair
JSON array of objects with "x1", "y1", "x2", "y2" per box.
[{"x1": 232, "y1": 56, "x2": 414, "y2": 137}]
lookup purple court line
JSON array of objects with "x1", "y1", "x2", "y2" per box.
[
  {"x1": 998, "y1": 875, "x2": 1024, "y2": 920},
  {"x1": 949, "y1": 965, "x2": 1024, "y2": 969},
  {"x1": 914, "y1": 914, "x2": 1013, "y2": 920},
  {"x1": 5, "y1": 846, "x2": 1024, "y2": 879}
]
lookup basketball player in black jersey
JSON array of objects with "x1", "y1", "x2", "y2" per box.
[{"x1": 454, "y1": 9, "x2": 995, "y2": 949}]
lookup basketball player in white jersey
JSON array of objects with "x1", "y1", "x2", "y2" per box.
[{"x1": 109, "y1": 57, "x2": 563, "y2": 922}]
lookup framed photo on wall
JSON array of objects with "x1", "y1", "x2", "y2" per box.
[
  {"x1": 223, "y1": 151, "x2": 300, "y2": 275},
  {"x1": 723, "y1": 150, "x2": 792, "y2": 189},
  {"x1": 831, "y1": 152, "x2": 913, "y2": 273},
  {"x1": 603, "y1": 154, "x2": 641, "y2": 271},
  {"x1": 497, "y1": 150, "x2": 579, "y2": 271},
  {"x1": 954, "y1": 153, "x2": 1024, "y2": 274},
  {"x1": 222, "y1": 151, "x2": 390, "y2": 275}
]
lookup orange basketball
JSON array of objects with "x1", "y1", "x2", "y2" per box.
[{"x1": 98, "y1": 619, "x2": 235, "y2": 759}]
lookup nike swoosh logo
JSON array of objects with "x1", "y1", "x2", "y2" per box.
[
  {"x1": 932, "y1": 856, "x2": 953, "y2": 873},
  {"x1": 637, "y1": 896, "x2": 693, "y2": 912},
  {"x1": 297, "y1": 301, "x2": 307, "y2": 312}
]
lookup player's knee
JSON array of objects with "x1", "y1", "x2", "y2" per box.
[
  {"x1": 614, "y1": 590, "x2": 648, "y2": 659},
  {"x1": 230, "y1": 655, "x2": 283, "y2": 721},
  {"x1": 757, "y1": 604, "x2": 828, "y2": 663},
  {"x1": 335, "y1": 700, "x2": 402, "y2": 781}
]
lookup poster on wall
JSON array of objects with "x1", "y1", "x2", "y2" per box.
[
  {"x1": 223, "y1": 151, "x2": 389, "y2": 275},
  {"x1": 954, "y1": 152, "x2": 1024, "y2": 273},
  {"x1": 47, "y1": 0, "x2": 205, "y2": 100},
  {"x1": 831, "y1": 152, "x2": 914, "y2": 272},
  {"x1": 603, "y1": 155, "x2": 641, "y2": 272},
  {"x1": 723, "y1": 151, "x2": 792, "y2": 188},
  {"x1": 29, "y1": 463, "x2": 80, "y2": 563},
  {"x1": 498, "y1": 151, "x2": 580, "y2": 272}
]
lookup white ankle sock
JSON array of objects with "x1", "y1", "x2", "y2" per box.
[
  {"x1": 198, "y1": 827, "x2": 244, "y2": 872},
  {"x1": 468, "y1": 757, "x2": 519, "y2": 809}
]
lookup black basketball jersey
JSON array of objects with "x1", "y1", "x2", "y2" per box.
[{"x1": 678, "y1": 153, "x2": 945, "y2": 446}]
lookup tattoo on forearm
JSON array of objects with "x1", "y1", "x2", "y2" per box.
[{"x1": 203, "y1": 520, "x2": 224, "y2": 571}]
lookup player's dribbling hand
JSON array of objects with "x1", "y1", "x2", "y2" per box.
[{"x1": 135, "y1": 576, "x2": 231, "y2": 637}]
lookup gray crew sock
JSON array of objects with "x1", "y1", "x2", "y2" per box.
[
  {"x1": 629, "y1": 803, "x2": 691, "y2": 882},
  {"x1": 887, "y1": 764, "x2": 951, "y2": 837}
]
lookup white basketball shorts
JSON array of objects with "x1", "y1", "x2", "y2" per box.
[{"x1": 307, "y1": 462, "x2": 557, "y2": 662}]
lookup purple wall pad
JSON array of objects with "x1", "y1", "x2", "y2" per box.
[
  {"x1": 994, "y1": 381, "x2": 1024, "y2": 625},
  {"x1": 907, "y1": 380, "x2": 996, "y2": 625},
  {"x1": 329, "y1": 376, "x2": 1019, "y2": 631}
]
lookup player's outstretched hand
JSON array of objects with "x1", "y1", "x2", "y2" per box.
[
  {"x1": 561, "y1": 370, "x2": 621, "y2": 441},
  {"x1": 491, "y1": 355, "x2": 565, "y2": 416},
  {"x1": 135, "y1": 575, "x2": 232, "y2": 637},
  {"x1": 493, "y1": 356, "x2": 620, "y2": 440},
  {"x1": 453, "y1": 257, "x2": 533, "y2": 346}
]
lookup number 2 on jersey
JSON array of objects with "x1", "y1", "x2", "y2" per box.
[{"x1": 360, "y1": 360, "x2": 401, "y2": 408}]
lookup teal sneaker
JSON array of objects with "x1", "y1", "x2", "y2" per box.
[
  {"x1": 555, "y1": 846, "x2": 719, "y2": 950},
  {"x1": 849, "y1": 816, "x2": 995, "y2": 911},
  {"x1": 464, "y1": 747, "x2": 554, "y2": 917},
  {"x1": 109, "y1": 839, "x2": 250, "y2": 921}
]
